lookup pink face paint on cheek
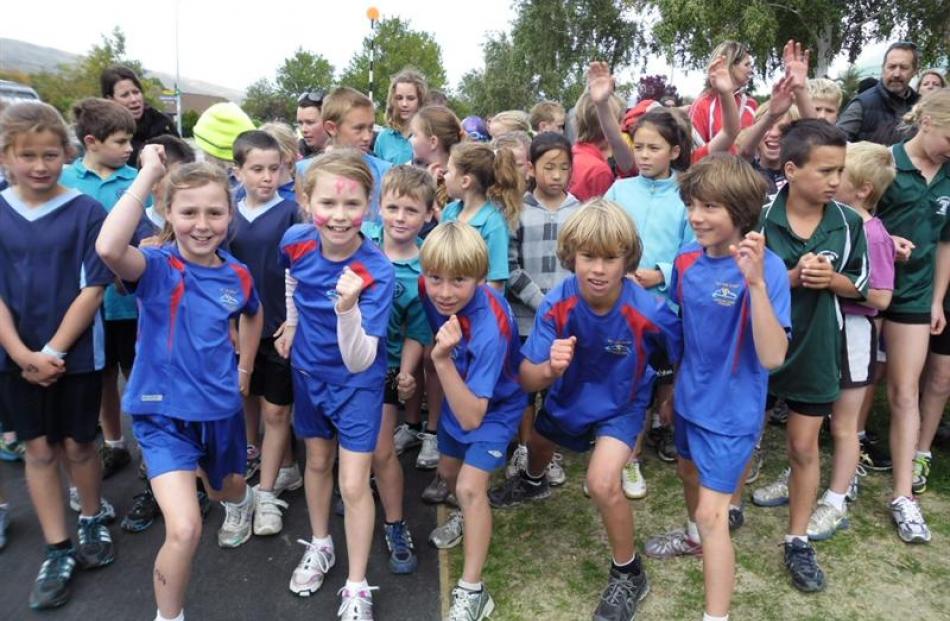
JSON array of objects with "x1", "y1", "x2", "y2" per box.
[
  {"x1": 351, "y1": 214, "x2": 364, "y2": 228},
  {"x1": 313, "y1": 214, "x2": 330, "y2": 227}
]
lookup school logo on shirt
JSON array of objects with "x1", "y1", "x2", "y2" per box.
[
  {"x1": 712, "y1": 282, "x2": 740, "y2": 307},
  {"x1": 393, "y1": 280, "x2": 406, "y2": 299},
  {"x1": 936, "y1": 196, "x2": 950, "y2": 217},
  {"x1": 604, "y1": 339, "x2": 632, "y2": 356},
  {"x1": 219, "y1": 287, "x2": 240, "y2": 311},
  {"x1": 325, "y1": 288, "x2": 340, "y2": 301}
]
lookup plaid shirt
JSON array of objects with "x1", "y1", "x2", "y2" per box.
[{"x1": 507, "y1": 192, "x2": 583, "y2": 335}]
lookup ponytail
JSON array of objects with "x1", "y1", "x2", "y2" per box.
[{"x1": 450, "y1": 142, "x2": 524, "y2": 231}]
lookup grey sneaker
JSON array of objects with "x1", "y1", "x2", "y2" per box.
[
  {"x1": 218, "y1": 487, "x2": 255, "y2": 548},
  {"x1": 29, "y1": 546, "x2": 77, "y2": 610},
  {"x1": 784, "y1": 538, "x2": 825, "y2": 592},
  {"x1": 253, "y1": 488, "x2": 289, "y2": 536},
  {"x1": 446, "y1": 585, "x2": 495, "y2": 621},
  {"x1": 546, "y1": 452, "x2": 566, "y2": 486},
  {"x1": 807, "y1": 500, "x2": 849, "y2": 541},
  {"x1": 422, "y1": 474, "x2": 457, "y2": 506},
  {"x1": 592, "y1": 567, "x2": 649, "y2": 621},
  {"x1": 429, "y1": 511, "x2": 464, "y2": 549},
  {"x1": 505, "y1": 444, "x2": 527, "y2": 478},
  {"x1": 68, "y1": 488, "x2": 116, "y2": 522},
  {"x1": 337, "y1": 584, "x2": 378, "y2": 620},
  {"x1": 416, "y1": 432, "x2": 439, "y2": 470},
  {"x1": 644, "y1": 528, "x2": 702, "y2": 559},
  {"x1": 752, "y1": 467, "x2": 790, "y2": 507},
  {"x1": 845, "y1": 464, "x2": 867, "y2": 503},
  {"x1": 393, "y1": 423, "x2": 421, "y2": 455},
  {"x1": 488, "y1": 473, "x2": 551, "y2": 508},
  {"x1": 745, "y1": 445, "x2": 763, "y2": 484},
  {"x1": 75, "y1": 510, "x2": 115, "y2": 568},
  {"x1": 289, "y1": 537, "x2": 335, "y2": 597},
  {"x1": 273, "y1": 463, "x2": 304, "y2": 496},
  {"x1": 890, "y1": 496, "x2": 931, "y2": 543}
]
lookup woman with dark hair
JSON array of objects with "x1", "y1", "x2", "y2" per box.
[{"x1": 100, "y1": 65, "x2": 178, "y2": 167}]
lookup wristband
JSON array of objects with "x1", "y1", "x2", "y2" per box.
[{"x1": 41, "y1": 344, "x2": 67, "y2": 360}]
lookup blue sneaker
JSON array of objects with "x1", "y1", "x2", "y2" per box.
[
  {"x1": 0, "y1": 436, "x2": 24, "y2": 462},
  {"x1": 383, "y1": 520, "x2": 418, "y2": 574},
  {"x1": 29, "y1": 545, "x2": 77, "y2": 609}
]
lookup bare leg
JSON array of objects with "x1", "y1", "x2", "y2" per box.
[
  {"x1": 786, "y1": 413, "x2": 824, "y2": 535},
  {"x1": 150, "y1": 471, "x2": 203, "y2": 619},
  {"x1": 918, "y1": 351, "x2": 950, "y2": 453},
  {"x1": 304, "y1": 438, "x2": 336, "y2": 538},
  {"x1": 338, "y1": 447, "x2": 375, "y2": 582},
  {"x1": 23, "y1": 438, "x2": 68, "y2": 543},
  {"x1": 258, "y1": 399, "x2": 291, "y2": 491},
  {"x1": 373, "y1": 405, "x2": 404, "y2": 522},
  {"x1": 829, "y1": 387, "x2": 866, "y2": 494},
  {"x1": 587, "y1": 436, "x2": 636, "y2": 561},
  {"x1": 99, "y1": 365, "x2": 123, "y2": 442},
  {"x1": 695, "y1": 486, "x2": 735, "y2": 617},
  {"x1": 62, "y1": 438, "x2": 102, "y2": 516},
  {"x1": 456, "y1": 465, "x2": 492, "y2": 583}
]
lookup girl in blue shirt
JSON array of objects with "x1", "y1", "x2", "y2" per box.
[
  {"x1": 97, "y1": 146, "x2": 263, "y2": 621},
  {"x1": 373, "y1": 69, "x2": 427, "y2": 165}
]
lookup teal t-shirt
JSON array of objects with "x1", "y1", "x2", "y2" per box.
[
  {"x1": 373, "y1": 127, "x2": 413, "y2": 165},
  {"x1": 441, "y1": 200, "x2": 511, "y2": 282}
]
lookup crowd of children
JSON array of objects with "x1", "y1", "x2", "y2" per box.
[{"x1": 0, "y1": 37, "x2": 948, "y2": 621}]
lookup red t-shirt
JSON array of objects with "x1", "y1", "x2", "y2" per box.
[
  {"x1": 689, "y1": 90, "x2": 758, "y2": 145},
  {"x1": 570, "y1": 142, "x2": 615, "y2": 201}
]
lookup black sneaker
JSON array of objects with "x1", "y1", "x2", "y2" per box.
[
  {"x1": 729, "y1": 505, "x2": 745, "y2": 532},
  {"x1": 99, "y1": 445, "x2": 132, "y2": 479},
  {"x1": 784, "y1": 539, "x2": 825, "y2": 592},
  {"x1": 769, "y1": 400, "x2": 789, "y2": 425},
  {"x1": 592, "y1": 567, "x2": 650, "y2": 621},
  {"x1": 76, "y1": 512, "x2": 115, "y2": 569},
  {"x1": 488, "y1": 473, "x2": 551, "y2": 508},
  {"x1": 859, "y1": 436, "x2": 892, "y2": 471},
  {"x1": 121, "y1": 490, "x2": 160, "y2": 533},
  {"x1": 29, "y1": 546, "x2": 77, "y2": 610},
  {"x1": 197, "y1": 490, "x2": 212, "y2": 519},
  {"x1": 655, "y1": 427, "x2": 677, "y2": 463}
]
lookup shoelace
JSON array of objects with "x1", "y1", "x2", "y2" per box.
[
  {"x1": 786, "y1": 542, "x2": 819, "y2": 575},
  {"x1": 222, "y1": 497, "x2": 250, "y2": 529},
  {"x1": 894, "y1": 498, "x2": 925, "y2": 526},
  {"x1": 38, "y1": 549, "x2": 76, "y2": 581},
  {"x1": 78, "y1": 516, "x2": 109, "y2": 545},
  {"x1": 854, "y1": 463, "x2": 868, "y2": 478},
  {"x1": 296, "y1": 539, "x2": 333, "y2": 573},
  {"x1": 386, "y1": 523, "x2": 414, "y2": 555},
  {"x1": 448, "y1": 588, "x2": 482, "y2": 621},
  {"x1": 600, "y1": 574, "x2": 637, "y2": 607},
  {"x1": 336, "y1": 585, "x2": 379, "y2": 619}
]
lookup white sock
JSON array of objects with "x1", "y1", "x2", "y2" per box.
[
  {"x1": 312, "y1": 534, "x2": 333, "y2": 549},
  {"x1": 345, "y1": 579, "x2": 368, "y2": 593},
  {"x1": 916, "y1": 450, "x2": 932, "y2": 459},
  {"x1": 823, "y1": 489, "x2": 847, "y2": 512},
  {"x1": 784, "y1": 534, "x2": 808, "y2": 544},
  {"x1": 856, "y1": 430, "x2": 867, "y2": 440},
  {"x1": 458, "y1": 578, "x2": 483, "y2": 592},
  {"x1": 155, "y1": 609, "x2": 184, "y2": 621},
  {"x1": 729, "y1": 504, "x2": 742, "y2": 513},
  {"x1": 703, "y1": 613, "x2": 728, "y2": 621},
  {"x1": 686, "y1": 520, "x2": 701, "y2": 543},
  {"x1": 104, "y1": 437, "x2": 126, "y2": 449}
]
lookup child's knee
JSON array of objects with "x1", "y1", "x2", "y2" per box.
[
  {"x1": 305, "y1": 451, "x2": 334, "y2": 476},
  {"x1": 166, "y1": 517, "x2": 202, "y2": 550},
  {"x1": 694, "y1": 502, "x2": 727, "y2": 535},
  {"x1": 676, "y1": 459, "x2": 696, "y2": 484},
  {"x1": 62, "y1": 440, "x2": 95, "y2": 465},
  {"x1": 788, "y1": 437, "x2": 818, "y2": 465},
  {"x1": 454, "y1": 477, "x2": 486, "y2": 508},
  {"x1": 372, "y1": 444, "x2": 396, "y2": 472},
  {"x1": 586, "y1": 470, "x2": 620, "y2": 502},
  {"x1": 262, "y1": 407, "x2": 290, "y2": 427},
  {"x1": 338, "y1": 470, "x2": 371, "y2": 504}
]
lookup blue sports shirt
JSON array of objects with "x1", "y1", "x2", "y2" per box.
[
  {"x1": 279, "y1": 224, "x2": 394, "y2": 387},
  {"x1": 122, "y1": 245, "x2": 260, "y2": 421},
  {"x1": 521, "y1": 276, "x2": 677, "y2": 434},
  {"x1": 666, "y1": 242, "x2": 792, "y2": 436},
  {"x1": 441, "y1": 200, "x2": 510, "y2": 282},
  {"x1": 420, "y1": 282, "x2": 525, "y2": 444}
]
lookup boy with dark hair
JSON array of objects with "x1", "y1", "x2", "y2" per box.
[
  {"x1": 61, "y1": 97, "x2": 139, "y2": 484},
  {"x1": 759, "y1": 118, "x2": 869, "y2": 592},
  {"x1": 643, "y1": 154, "x2": 791, "y2": 621}
]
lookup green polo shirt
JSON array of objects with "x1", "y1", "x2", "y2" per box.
[
  {"x1": 876, "y1": 141, "x2": 950, "y2": 314},
  {"x1": 760, "y1": 188, "x2": 869, "y2": 404}
]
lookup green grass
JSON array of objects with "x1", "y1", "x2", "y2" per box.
[{"x1": 445, "y1": 391, "x2": 950, "y2": 620}]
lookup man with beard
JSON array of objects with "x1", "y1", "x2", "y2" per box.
[{"x1": 838, "y1": 42, "x2": 920, "y2": 145}]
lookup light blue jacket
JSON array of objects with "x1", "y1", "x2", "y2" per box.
[{"x1": 604, "y1": 171, "x2": 693, "y2": 297}]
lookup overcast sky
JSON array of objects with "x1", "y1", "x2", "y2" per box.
[{"x1": 1, "y1": 0, "x2": 887, "y2": 103}]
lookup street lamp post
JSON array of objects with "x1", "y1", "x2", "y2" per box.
[{"x1": 367, "y1": 6, "x2": 379, "y2": 103}]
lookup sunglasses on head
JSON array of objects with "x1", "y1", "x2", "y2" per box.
[{"x1": 297, "y1": 91, "x2": 326, "y2": 106}]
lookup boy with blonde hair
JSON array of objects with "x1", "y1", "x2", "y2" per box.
[
  {"x1": 808, "y1": 78, "x2": 843, "y2": 124},
  {"x1": 529, "y1": 101, "x2": 566, "y2": 134}
]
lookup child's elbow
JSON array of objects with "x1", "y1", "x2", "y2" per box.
[
  {"x1": 761, "y1": 347, "x2": 788, "y2": 370},
  {"x1": 459, "y1": 402, "x2": 488, "y2": 431}
]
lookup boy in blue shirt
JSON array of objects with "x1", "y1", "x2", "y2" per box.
[
  {"x1": 489, "y1": 200, "x2": 677, "y2": 621},
  {"x1": 362, "y1": 165, "x2": 436, "y2": 574},
  {"x1": 421, "y1": 222, "x2": 524, "y2": 621},
  {"x1": 643, "y1": 155, "x2": 791, "y2": 621},
  {"x1": 60, "y1": 97, "x2": 138, "y2": 479}
]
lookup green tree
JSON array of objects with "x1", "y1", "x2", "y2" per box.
[
  {"x1": 642, "y1": 0, "x2": 948, "y2": 78},
  {"x1": 180, "y1": 109, "x2": 199, "y2": 138},
  {"x1": 339, "y1": 16, "x2": 447, "y2": 113},
  {"x1": 458, "y1": 0, "x2": 644, "y2": 115},
  {"x1": 275, "y1": 48, "x2": 335, "y2": 99},
  {"x1": 241, "y1": 78, "x2": 293, "y2": 124}
]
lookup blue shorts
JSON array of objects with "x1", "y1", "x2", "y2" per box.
[
  {"x1": 437, "y1": 423, "x2": 508, "y2": 473},
  {"x1": 674, "y1": 413, "x2": 757, "y2": 494},
  {"x1": 534, "y1": 408, "x2": 645, "y2": 453},
  {"x1": 132, "y1": 412, "x2": 245, "y2": 491},
  {"x1": 292, "y1": 369, "x2": 382, "y2": 453}
]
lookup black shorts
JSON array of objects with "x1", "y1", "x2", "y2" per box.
[
  {"x1": 1, "y1": 371, "x2": 103, "y2": 443},
  {"x1": 249, "y1": 338, "x2": 293, "y2": 406},
  {"x1": 384, "y1": 367, "x2": 400, "y2": 406},
  {"x1": 931, "y1": 322, "x2": 950, "y2": 356},
  {"x1": 0, "y1": 374, "x2": 13, "y2": 430},
  {"x1": 882, "y1": 311, "x2": 931, "y2": 325},
  {"x1": 104, "y1": 319, "x2": 137, "y2": 374},
  {"x1": 766, "y1": 394, "x2": 833, "y2": 418}
]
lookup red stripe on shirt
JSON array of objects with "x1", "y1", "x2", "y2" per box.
[
  {"x1": 167, "y1": 256, "x2": 186, "y2": 350},
  {"x1": 619, "y1": 304, "x2": 660, "y2": 395},
  {"x1": 348, "y1": 260, "x2": 376, "y2": 290},
  {"x1": 284, "y1": 239, "x2": 317, "y2": 264},
  {"x1": 674, "y1": 250, "x2": 703, "y2": 305},
  {"x1": 228, "y1": 263, "x2": 254, "y2": 302},
  {"x1": 544, "y1": 295, "x2": 579, "y2": 338},
  {"x1": 482, "y1": 287, "x2": 518, "y2": 382}
]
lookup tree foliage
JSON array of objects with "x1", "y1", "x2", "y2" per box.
[
  {"x1": 642, "y1": 0, "x2": 949, "y2": 78},
  {"x1": 458, "y1": 0, "x2": 644, "y2": 116},
  {"x1": 242, "y1": 48, "x2": 334, "y2": 124},
  {"x1": 339, "y1": 16, "x2": 447, "y2": 114}
]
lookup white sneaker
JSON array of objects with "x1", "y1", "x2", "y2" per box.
[
  {"x1": 393, "y1": 423, "x2": 421, "y2": 455},
  {"x1": 68, "y1": 487, "x2": 115, "y2": 521},
  {"x1": 416, "y1": 432, "x2": 439, "y2": 470},
  {"x1": 337, "y1": 584, "x2": 378, "y2": 620},
  {"x1": 621, "y1": 460, "x2": 647, "y2": 499},
  {"x1": 505, "y1": 444, "x2": 527, "y2": 478},
  {"x1": 274, "y1": 463, "x2": 304, "y2": 497},
  {"x1": 890, "y1": 496, "x2": 932, "y2": 543},
  {"x1": 218, "y1": 487, "x2": 254, "y2": 548},
  {"x1": 546, "y1": 452, "x2": 567, "y2": 486},
  {"x1": 290, "y1": 537, "x2": 336, "y2": 597},
  {"x1": 253, "y1": 488, "x2": 289, "y2": 536}
]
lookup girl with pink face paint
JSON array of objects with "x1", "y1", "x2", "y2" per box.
[{"x1": 276, "y1": 149, "x2": 396, "y2": 618}]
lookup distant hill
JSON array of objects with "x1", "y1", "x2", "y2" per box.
[{"x1": 0, "y1": 38, "x2": 244, "y2": 102}]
